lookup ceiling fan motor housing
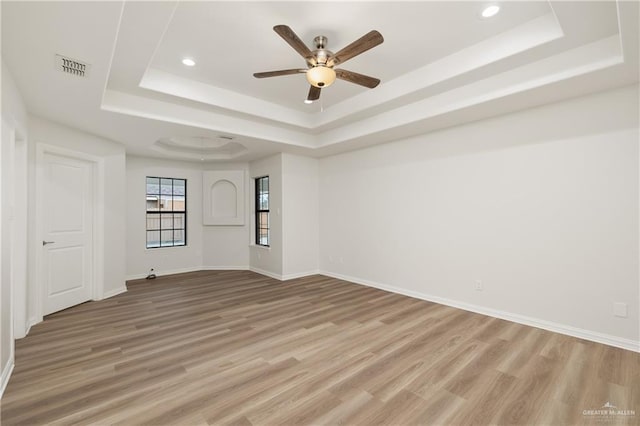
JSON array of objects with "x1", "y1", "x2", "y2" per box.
[{"x1": 307, "y1": 35, "x2": 336, "y2": 88}]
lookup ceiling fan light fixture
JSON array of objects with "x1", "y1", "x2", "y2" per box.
[
  {"x1": 304, "y1": 99, "x2": 313, "y2": 104},
  {"x1": 306, "y1": 65, "x2": 336, "y2": 88}
]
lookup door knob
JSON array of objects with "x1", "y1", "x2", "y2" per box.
[{"x1": 42, "y1": 241, "x2": 55, "y2": 246}]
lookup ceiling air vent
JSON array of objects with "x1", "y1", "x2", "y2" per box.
[{"x1": 55, "y1": 54, "x2": 90, "y2": 78}]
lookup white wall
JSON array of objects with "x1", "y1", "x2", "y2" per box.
[
  {"x1": 1, "y1": 59, "x2": 29, "y2": 395},
  {"x1": 127, "y1": 153, "x2": 315, "y2": 281},
  {"x1": 28, "y1": 116, "x2": 127, "y2": 304},
  {"x1": 201, "y1": 163, "x2": 250, "y2": 270},
  {"x1": 249, "y1": 154, "x2": 283, "y2": 278},
  {"x1": 126, "y1": 157, "x2": 250, "y2": 278},
  {"x1": 1, "y1": 62, "x2": 28, "y2": 138},
  {"x1": 282, "y1": 153, "x2": 319, "y2": 279},
  {"x1": 319, "y1": 84, "x2": 639, "y2": 350},
  {"x1": 126, "y1": 156, "x2": 203, "y2": 278},
  {"x1": 247, "y1": 153, "x2": 319, "y2": 280}
]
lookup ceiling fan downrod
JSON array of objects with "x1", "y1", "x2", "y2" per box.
[{"x1": 312, "y1": 35, "x2": 332, "y2": 66}]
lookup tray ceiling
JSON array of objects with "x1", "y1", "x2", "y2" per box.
[{"x1": 2, "y1": 1, "x2": 638, "y2": 162}]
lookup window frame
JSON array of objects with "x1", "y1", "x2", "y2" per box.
[
  {"x1": 145, "y1": 176, "x2": 187, "y2": 249},
  {"x1": 255, "y1": 176, "x2": 270, "y2": 247}
]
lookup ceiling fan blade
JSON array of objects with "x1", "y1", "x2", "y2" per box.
[
  {"x1": 273, "y1": 25, "x2": 314, "y2": 63},
  {"x1": 335, "y1": 69, "x2": 380, "y2": 88},
  {"x1": 307, "y1": 85, "x2": 321, "y2": 101},
  {"x1": 330, "y1": 30, "x2": 384, "y2": 66},
  {"x1": 253, "y1": 69, "x2": 306, "y2": 78}
]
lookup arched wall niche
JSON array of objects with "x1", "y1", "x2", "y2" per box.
[
  {"x1": 203, "y1": 171, "x2": 245, "y2": 225},
  {"x1": 211, "y1": 179, "x2": 237, "y2": 218}
]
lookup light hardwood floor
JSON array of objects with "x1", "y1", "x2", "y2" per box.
[{"x1": 1, "y1": 271, "x2": 638, "y2": 425}]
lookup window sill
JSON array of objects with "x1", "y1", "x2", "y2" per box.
[
  {"x1": 250, "y1": 244, "x2": 271, "y2": 251},
  {"x1": 146, "y1": 245, "x2": 189, "y2": 251}
]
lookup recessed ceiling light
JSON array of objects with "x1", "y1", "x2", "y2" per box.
[
  {"x1": 182, "y1": 58, "x2": 196, "y2": 67},
  {"x1": 304, "y1": 99, "x2": 313, "y2": 104},
  {"x1": 481, "y1": 4, "x2": 500, "y2": 18}
]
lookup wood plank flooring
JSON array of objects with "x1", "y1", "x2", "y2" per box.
[{"x1": 1, "y1": 271, "x2": 638, "y2": 425}]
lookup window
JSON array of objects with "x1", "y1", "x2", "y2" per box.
[
  {"x1": 146, "y1": 177, "x2": 187, "y2": 248},
  {"x1": 255, "y1": 176, "x2": 269, "y2": 246}
]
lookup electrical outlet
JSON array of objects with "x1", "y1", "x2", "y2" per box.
[
  {"x1": 329, "y1": 255, "x2": 334, "y2": 263},
  {"x1": 257, "y1": 252, "x2": 261, "y2": 260},
  {"x1": 339, "y1": 256, "x2": 344, "y2": 264},
  {"x1": 613, "y1": 302, "x2": 628, "y2": 318},
  {"x1": 475, "y1": 280, "x2": 483, "y2": 291}
]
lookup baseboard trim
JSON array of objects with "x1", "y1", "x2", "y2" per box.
[
  {"x1": 25, "y1": 317, "x2": 39, "y2": 337},
  {"x1": 281, "y1": 270, "x2": 320, "y2": 281},
  {"x1": 320, "y1": 270, "x2": 640, "y2": 353},
  {"x1": 127, "y1": 266, "x2": 317, "y2": 282},
  {"x1": 126, "y1": 266, "x2": 202, "y2": 281},
  {"x1": 126, "y1": 266, "x2": 253, "y2": 281},
  {"x1": 0, "y1": 351, "x2": 15, "y2": 399},
  {"x1": 126, "y1": 273, "x2": 149, "y2": 281},
  {"x1": 102, "y1": 286, "x2": 127, "y2": 299},
  {"x1": 201, "y1": 265, "x2": 250, "y2": 271},
  {"x1": 249, "y1": 266, "x2": 283, "y2": 281},
  {"x1": 249, "y1": 267, "x2": 319, "y2": 281}
]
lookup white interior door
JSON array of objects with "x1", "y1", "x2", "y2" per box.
[{"x1": 41, "y1": 152, "x2": 93, "y2": 315}]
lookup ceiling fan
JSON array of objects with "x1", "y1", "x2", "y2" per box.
[{"x1": 253, "y1": 25, "x2": 384, "y2": 103}]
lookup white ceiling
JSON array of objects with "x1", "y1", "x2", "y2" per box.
[
  {"x1": 152, "y1": 1, "x2": 552, "y2": 109},
  {"x1": 2, "y1": 1, "x2": 638, "y2": 162}
]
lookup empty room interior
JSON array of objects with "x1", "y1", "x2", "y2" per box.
[{"x1": 1, "y1": 1, "x2": 639, "y2": 425}]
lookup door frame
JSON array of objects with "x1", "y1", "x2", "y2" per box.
[
  {"x1": 0, "y1": 118, "x2": 15, "y2": 387},
  {"x1": 34, "y1": 144, "x2": 105, "y2": 322},
  {"x1": 11, "y1": 130, "x2": 27, "y2": 339}
]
